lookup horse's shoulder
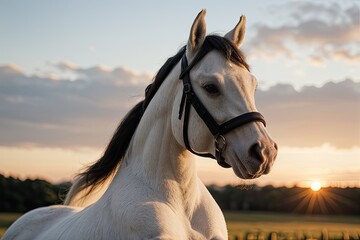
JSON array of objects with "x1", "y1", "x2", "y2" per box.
[{"x1": 122, "y1": 200, "x2": 187, "y2": 238}]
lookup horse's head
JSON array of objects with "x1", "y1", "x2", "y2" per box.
[{"x1": 171, "y1": 10, "x2": 277, "y2": 179}]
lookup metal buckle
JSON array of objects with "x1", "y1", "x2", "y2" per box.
[
  {"x1": 215, "y1": 135, "x2": 227, "y2": 152},
  {"x1": 184, "y1": 83, "x2": 191, "y2": 93}
]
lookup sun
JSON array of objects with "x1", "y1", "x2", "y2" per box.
[{"x1": 310, "y1": 181, "x2": 322, "y2": 192}]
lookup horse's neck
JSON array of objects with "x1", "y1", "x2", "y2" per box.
[
  {"x1": 110, "y1": 65, "x2": 200, "y2": 212},
  {"x1": 128, "y1": 112, "x2": 197, "y2": 191}
]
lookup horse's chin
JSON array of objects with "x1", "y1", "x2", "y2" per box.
[{"x1": 228, "y1": 154, "x2": 271, "y2": 180}]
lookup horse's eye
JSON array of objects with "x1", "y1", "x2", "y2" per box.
[{"x1": 203, "y1": 84, "x2": 220, "y2": 95}]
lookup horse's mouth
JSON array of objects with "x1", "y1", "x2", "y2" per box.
[{"x1": 231, "y1": 155, "x2": 271, "y2": 179}]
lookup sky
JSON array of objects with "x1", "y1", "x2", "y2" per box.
[{"x1": 0, "y1": 0, "x2": 359, "y2": 188}]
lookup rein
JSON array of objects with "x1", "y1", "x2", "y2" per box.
[{"x1": 178, "y1": 45, "x2": 266, "y2": 168}]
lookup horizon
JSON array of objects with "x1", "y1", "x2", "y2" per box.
[
  {"x1": 0, "y1": 1, "x2": 359, "y2": 188},
  {"x1": 2, "y1": 172, "x2": 359, "y2": 189}
]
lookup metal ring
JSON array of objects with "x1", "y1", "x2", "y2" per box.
[{"x1": 215, "y1": 135, "x2": 227, "y2": 152}]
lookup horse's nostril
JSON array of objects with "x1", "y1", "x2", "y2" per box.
[
  {"x1": 274, "y1": 142, "x2": 278, "y2": 151},
  {"x1": 249, "y1": 143, "x2": 263, "y2": 163}
]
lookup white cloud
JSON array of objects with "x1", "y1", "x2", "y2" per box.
[
  {"x1": 256, "y1": 79, "x2": 360, "y2": 148},
  {"x1": 0, "y1": 64, "x2": 359, "y2": 149},
  {"x1": 0, "y1": 64, "x2": 150, "y2": 148},
  {"x1": 248, "y1": 2, "x2": 360, "y2": 65},
  {"x1": 56, "y1": 61, "x2": 78, "y2": 71},
  {"x1": 53, "y1": 62, "x2": 152, "y2": 85}
]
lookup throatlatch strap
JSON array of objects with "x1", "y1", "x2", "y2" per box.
[{"x1": 182, "y1": 95, "x2": 215, "y2": 159}]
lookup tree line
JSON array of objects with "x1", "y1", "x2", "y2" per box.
[
  {"x1": 208, "y1": 184, "x2": 360, "y2": 215},
  {"x1": 1, "y1": 174, "x2": 359, "y2": 215},
  {"x1": 0, "y1": 174, "x2": 70, "y2": 212}
]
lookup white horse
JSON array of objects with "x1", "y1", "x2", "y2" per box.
[{"x1": 3, "y1": 10, "x2": 277, "y2": 240}]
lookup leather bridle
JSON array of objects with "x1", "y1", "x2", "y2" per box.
[{"x1": 178, "y1": 48, "x2": 266, "y2": 168}]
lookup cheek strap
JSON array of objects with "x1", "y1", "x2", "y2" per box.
[{"x1": 179, "y1": 54, "x2": 266, "y2": 168}]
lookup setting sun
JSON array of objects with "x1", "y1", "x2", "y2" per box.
[{"x1": 310, "y1": 181, "x2": 322, "y2": 192}]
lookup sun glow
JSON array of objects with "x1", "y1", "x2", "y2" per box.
[{"x1": 310, "y1": 181, "x2": 322, "y2": 192}]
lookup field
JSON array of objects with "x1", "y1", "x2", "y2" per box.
[
  {"x1": 0, "y1": 213, "x2": 22, "y2": 237},
  {"x1": 0, "y1": 212, "x2": 359, "y2": 239},
  {"x1": 225, "y1": 212, "x2": 360, "y2": 240}
]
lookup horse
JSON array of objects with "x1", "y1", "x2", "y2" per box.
[{"x1": 3, "y1": 10, "x2": 277, "y2": 239}]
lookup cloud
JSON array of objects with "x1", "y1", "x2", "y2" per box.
[
  {"x1": 0, "y1": 64, "x2": 150, "y2": 148},
  {"x1": 256, "y1": 79, "x2": 360, "y2": 148},
  {"x1": 54, "y1": 61, "x2": 153, "y2": 85},
  {"x1": 248, "y1": 2, "x2": 360, "y2": 65},
  {"x1": 0, "y1": 64, "x2": 359, "y2": 149}
]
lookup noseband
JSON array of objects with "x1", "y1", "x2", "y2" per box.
[{"x1": 178, "y1": 48, "x2": 266, "y2": 168}]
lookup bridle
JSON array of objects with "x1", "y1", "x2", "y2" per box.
[{"x1": 178, "y1": 46, "x2": 266, "y2": 168}]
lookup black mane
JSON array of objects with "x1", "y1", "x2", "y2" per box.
[{"x1": 77, "y1": 35, "x2": 249, "y2": 193}]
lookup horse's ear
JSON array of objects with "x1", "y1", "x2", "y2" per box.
[
  {"x1": 225, "y1": 15, "x2": 246, "y2": 47},
  {"x1": 188, "y1": 9, "x2": 207, "y2": 55}
]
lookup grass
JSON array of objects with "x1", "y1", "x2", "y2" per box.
[
  {"x1": 0, "y1": 213, "x2": 22, "y2": 237},
  {"x1": 1, "y1": 211, "x2": 359, "y2": 239},
  {"x1": 225, "y1": 211, "x2": 360, "y2": 240}
]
